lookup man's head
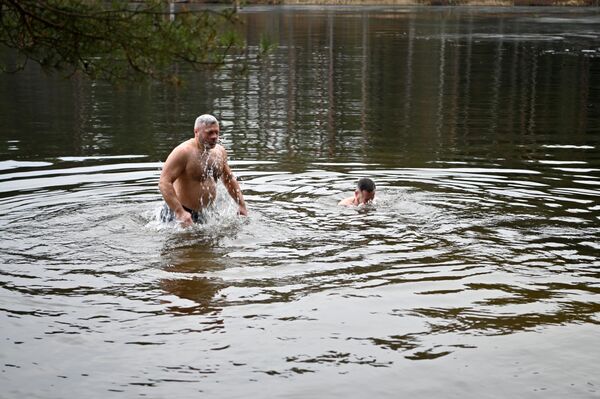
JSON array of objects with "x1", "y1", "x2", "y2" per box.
[
  {"x1": 355, "y1": 177, "x2": 376, "y2": 204},
  {"x1": 194, "y1": 114, "x2": 220, "y2": 149}
]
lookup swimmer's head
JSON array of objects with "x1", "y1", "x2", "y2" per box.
[{"x1": 355, "y1": 178, "x2": 376, "y2": 204}]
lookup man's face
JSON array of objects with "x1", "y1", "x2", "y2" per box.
[
  {"x1": 356, "y1": 189, "x2": 375, "y2": 205},
  {"x1": 197, "y1": 123, "x2": 220, "y2": 149}
]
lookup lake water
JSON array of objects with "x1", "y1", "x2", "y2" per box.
[{"x1": 1, "y1": 6, "x2": 599, "y2": 398}]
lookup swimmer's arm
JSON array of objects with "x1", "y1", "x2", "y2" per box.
[
  {"x1": 159, "y1": 147, "x2": 193, "y2": 225},
  {"x1": 221, "y1": 149, "x2": 248, "y2": 216}
]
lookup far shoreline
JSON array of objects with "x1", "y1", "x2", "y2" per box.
[{"x1": 190, "y1": 0, "x2": 599, "y2": 6}]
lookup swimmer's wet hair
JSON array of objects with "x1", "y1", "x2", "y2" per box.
[
  {"x1": 194, "y1": 114, "x2": 219, "y2": 129},
  {"x1": 357, "y1": 178, "x2": 376, "y2": 192}
]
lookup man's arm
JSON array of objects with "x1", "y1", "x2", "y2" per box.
[
  {"x1": 221, "y1": 149, "x2": 248, "y2": 216},
  {"x1": 159, "y1": 146, "x2": 193, "y2": 226}
]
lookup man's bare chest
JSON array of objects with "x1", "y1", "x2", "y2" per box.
[{"x1": 187, "y1": 151, "x2": 223, "y2": 182}]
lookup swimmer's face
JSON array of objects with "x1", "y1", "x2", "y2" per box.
[
  {"x1": 197, "y1": 123, "x2": 220, "y2": 149},
  {"x1": 356, "y1": 189, "x2": 375, "y2": 205}
]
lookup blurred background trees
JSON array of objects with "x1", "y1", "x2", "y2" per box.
[{"x1": 0, "y1": 0, "x2": 244, "y2": 83}]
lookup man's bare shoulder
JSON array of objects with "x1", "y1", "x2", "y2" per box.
[
  {"x1": 215, "y1": 143, "x2": 228, "y2": 155},
  {"x1": 214, "y1": 144, "x2": 229, "y2": 162},
  {"x1": 163, "y1": 140, "x2": 196, "y2": 170},
  {"x1": 338, "y1": 197, "x2": 355, "y2": 206},
  {"x1": 169, "y1": 139, "x2": 195, "y2": 157},
  {"x1": 178, "y1": 138, "x2": 197, "y2": 152}
]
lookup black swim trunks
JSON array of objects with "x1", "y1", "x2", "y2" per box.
[{"x1": 160, "y1": 203, "x2": 206, "y2": 224}]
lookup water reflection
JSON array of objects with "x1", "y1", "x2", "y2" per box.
[
  {"x1": 159, "y1": 238, "x2": 228, "y2": 315},
  {"x1": 234, "y1": 8, "x2": 598, "y2": 167},
  {"x1": 2, "y1": 9, "x2": 597, "y2": 167}
]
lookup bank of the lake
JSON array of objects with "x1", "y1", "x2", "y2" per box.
[
  {"x1": 265, "y1": 0, "x2": 596, "y2": 5},
  {"x1": 205, "y1": 0, "x2": 599, "y2": 6}
]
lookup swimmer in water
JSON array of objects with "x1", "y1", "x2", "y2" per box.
[
  {"x1": 338, "y1": 178, "x2": 376, "y2": 206},
  {"x1": 159, "y1": 114, "x2": 248, "y2": 227}
]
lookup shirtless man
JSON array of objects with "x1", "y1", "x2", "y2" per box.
[
  {"x1": 338, "y1": 178, "x2": 376, "y2": 206},
  {"x1": 159, "y1": 114, "x2": 247, "y2": 226}
]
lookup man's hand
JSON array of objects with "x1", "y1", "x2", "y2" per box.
[
  {"x1": 238, "y1": 205, "x2": 248, "y2": 217},
  {"x1": 176, "y1": 209, "x2": 193, "y2": 227}
]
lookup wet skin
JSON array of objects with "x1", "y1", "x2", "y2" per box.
[
  {"x1": 338, "y1": 189, "x2": 375, "y2": 206},
  {"x1": 159, "y1": 123, "x2": 248, "y2": 226}
]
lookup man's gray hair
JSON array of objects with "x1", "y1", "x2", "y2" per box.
[{"x1": 194, "y1": 114, "x2": 219, "y2": 130}]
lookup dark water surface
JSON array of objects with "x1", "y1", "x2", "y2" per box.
[{"x1": 1, "y1": 6, "x2": 599, "y2": 398}]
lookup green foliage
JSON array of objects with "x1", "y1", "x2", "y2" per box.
[
  {"x1": 0, "y1": 0, "x2": 247, "y2": 83},
  {"x1": 258, "y1": 32, "x2": 276, "y2": 58}
]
